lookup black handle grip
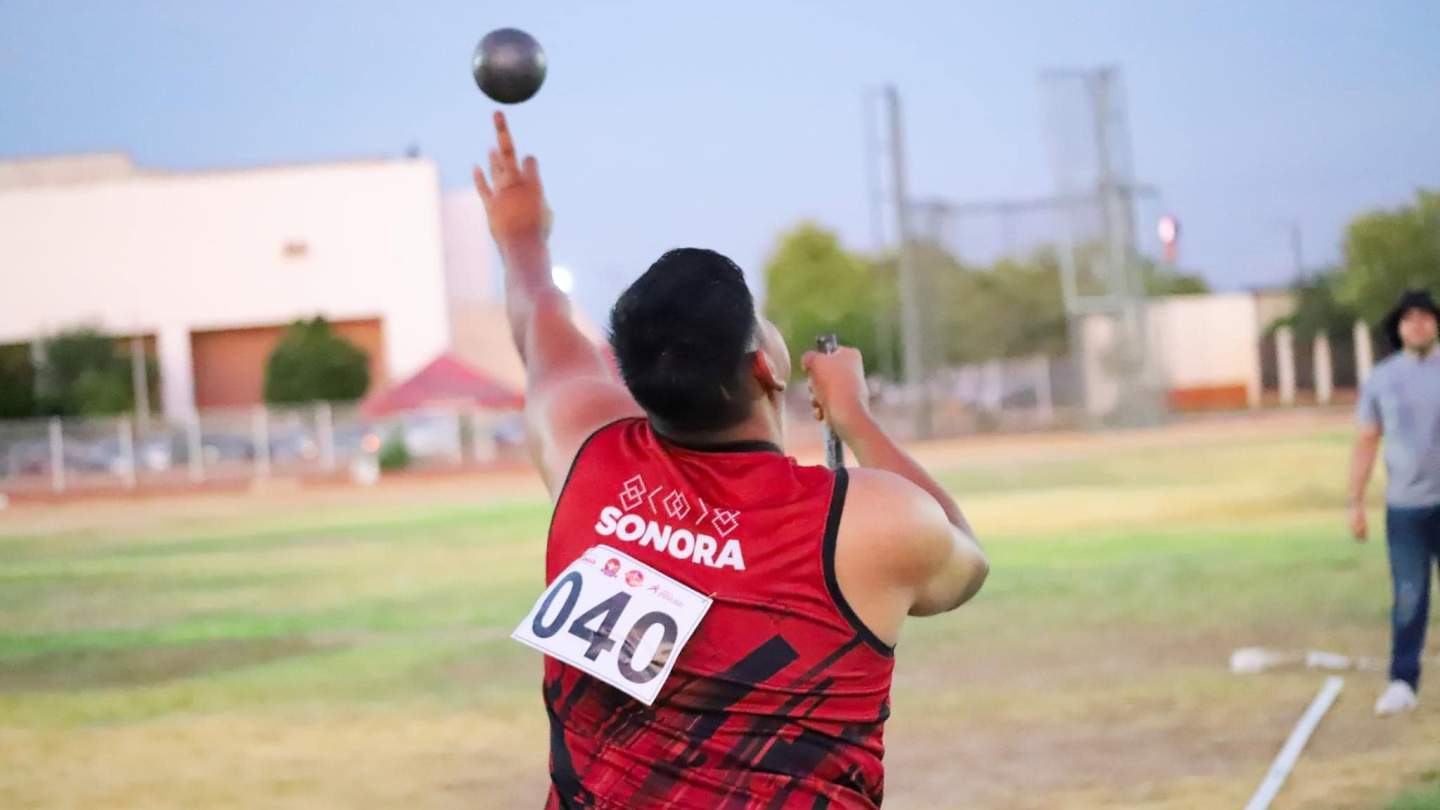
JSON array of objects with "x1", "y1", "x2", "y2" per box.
[{"x1": 816, "y1": 334, "x2": 844, "y2": 470}]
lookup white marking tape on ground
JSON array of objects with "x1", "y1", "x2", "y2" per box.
[
  {"x1": 1230, "y1": 647, "x2": 1388, "y2": 674},
  {"x1": 1242, "y1": 675, "x2": 1344, "y2": 810}
]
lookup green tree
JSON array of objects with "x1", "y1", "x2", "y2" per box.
[
  {"x1": 377, "y1": 430, "x2": 411, "y2": 471},
  {"x1": 937, "y1": 249, "x2": 1069, "y2": 364},
  {"x1": 915, "y1": 244, "x2": 1005, "y2": 365},
  {"x1": 863, "y1": 241, "x2": 961, "y2": 373},
  {"x1": 0, "y1": 343, "x2": 37, "y2": 419},
  {"x1": 761, "y1": 224, "x2": 1200, "y2": 380},
  {"x1": 1144, "y1": 261, "x2": 1210, "y2": 296},
  {"x1": 1269, "y1": 269, "x2": 1358, "y2": 341},
  {"x1": 35, "y1": 328, "x2": 149, "y2": 416},
  {"x1": 989, "y1": 252, "x2": 1071, "y2": 357},
  {"x1": 762, "y1": 223, "x2": 890, "y2": 376},
  {"x1": 867, "y1": 242, "x2": 1069, "y2": 367},
  {"x1": 1062, "y1": 240, "x2": 1209, "y2": 297},
  {"x1": 264, "y1": 317, "x2": 370, "y2": 404},
  {"x1": 1045, "y1": 238, "x2": 1209, "y2": 298},
  {"x1": 1335, "y1": 189, "x2": 1440, "y2": 324}
]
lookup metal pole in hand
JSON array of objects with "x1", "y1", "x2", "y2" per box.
[{"x1": 816, "y1": 334, "x2": 845, "y2": 470}]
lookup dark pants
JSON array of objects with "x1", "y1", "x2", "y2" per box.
[{"x1": 1387, "y1": 503, "x2": 1440, "y2": 690}]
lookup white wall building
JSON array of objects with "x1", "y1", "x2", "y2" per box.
[
  {"x1": 0, "y1": 153, "x2": 454, "y2": 418},
  {"x1": 1078, "y1": 291, "x2": 1297, "y2": 418},
  {"x1": 1146, "y1": 292, "x2": 1267, "y2": 409}
]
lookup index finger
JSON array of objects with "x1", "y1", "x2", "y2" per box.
[{"x1": 493, "y1": 111, "x2": 517, "y2": 164}]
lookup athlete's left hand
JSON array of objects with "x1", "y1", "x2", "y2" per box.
[
  {"x1": 473, "y1": 111, "x2": 552, "y2": 251},
  {"x1": 803, "y1": 345, "x2": 872, "y2": 441}
]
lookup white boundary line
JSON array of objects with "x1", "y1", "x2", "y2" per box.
[{"x1": 1242, "y1": 676, "x2": 1345, "y2": 810}]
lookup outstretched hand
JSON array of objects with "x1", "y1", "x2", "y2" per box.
[{"x1": 473, "y1": 111, "x2": 551, "y2": 250}]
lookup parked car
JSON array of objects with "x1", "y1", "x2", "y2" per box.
[
  {"x1": 267, "y1": 428, "x2": 319, "y2": 464},
  {"x1": 1, "y1": 439, "x2": 51, "y2": 477},
  {"x1": 200, "y1": 433, "x2": 256, "y2": 464},
  {"x1": 398, "y1": 412, "x2": 463, "y2": 460}
]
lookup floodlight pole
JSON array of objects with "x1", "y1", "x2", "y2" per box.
[{"x1": 884, "y1": 85, "x2": 930, "y2": 438}]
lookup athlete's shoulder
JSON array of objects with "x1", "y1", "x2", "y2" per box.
[
  {"x1": 838, "y1": 468, "x2": 954, "y2": 580},
  {"x1": 843, "y1": 467, "x2": 934, "y2": 511},
  {"x1": 575, "y1": 415, "x2": 648, "y2": 453},
  {"x1": 530, "y1": 381, "x2": 643, "y2": 495}
]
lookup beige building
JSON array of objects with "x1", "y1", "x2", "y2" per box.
[
  {"x1": 1079, "y1": 290, "x2": 1300, "y2": 417},
  {"x1": 0, "y1": 153, "x2": 576, "y2": 418}
]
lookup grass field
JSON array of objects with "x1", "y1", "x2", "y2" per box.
[{"x1": 2, "y1": 412, "x2": 1437, "y2": 809}]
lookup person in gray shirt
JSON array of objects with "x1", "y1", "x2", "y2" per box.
[{"x1": 1351, "y1": 288, "x2": 1440, "y2": 715}]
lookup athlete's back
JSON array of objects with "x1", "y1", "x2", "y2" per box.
[
  {"x1": 544, "y1": 418, "x2": 893, "y2": 809},
  {"x1": 471, "y1": 111, "x2": 987, "y2": 810}
]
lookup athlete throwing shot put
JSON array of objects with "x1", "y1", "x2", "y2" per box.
[{"x1": 475, "y1": 112, "x2": 988, "y2": 808}]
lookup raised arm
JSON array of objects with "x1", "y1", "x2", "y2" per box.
[
  {"x1": 804, "y1": 346, "x2": 988, "y2": 640},
  {"x1": 473, "y1": 112, "x2": 640, "y2": 494}
]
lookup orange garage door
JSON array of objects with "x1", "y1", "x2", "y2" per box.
[{"x1": 191, "y1": 318, "x2": 387, "y2": 409}]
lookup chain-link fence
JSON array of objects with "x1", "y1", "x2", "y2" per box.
[
  {"x1": 0, "y1": 403, "x2": 527, "y2": 496},
  {"x1": 895, "y1": 68, "x2": 1169, "y2": 429}
]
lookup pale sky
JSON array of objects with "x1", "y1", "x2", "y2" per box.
[{"x1": 3, "y1": 1, "x2": 1437, "y2": 323}]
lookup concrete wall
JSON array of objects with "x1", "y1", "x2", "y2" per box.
[
  {"x1": 1079, "y1": 315, "x2": 1123, "y2": 418},
  {"x1": 1078, "y1": 293, "x2": 1268, "y2": 415},
  {"x1": 0, "y1": 157, "x2": 450, "y2": 417},
  {"x1": 0, "y1": 153, "x2": 137, "y2": 189},
  {"x1": 1146, "y1": 293, "x2": 1263, "y2": 409},
  {"x1": 440, "y1": 190, "x2": 496, "y2": 306},
  {"x1": 1254, "y1": 289, "x2": 1298, "y2": 334}
]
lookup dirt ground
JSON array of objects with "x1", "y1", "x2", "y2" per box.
[{"x1": 4, "y1": 407, "x2": 1437, "y2": 809}]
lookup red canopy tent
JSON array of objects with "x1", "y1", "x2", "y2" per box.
[{"x1": 361, "y1": 352, "x2": 523, "y2": 418}]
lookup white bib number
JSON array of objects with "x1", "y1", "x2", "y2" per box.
[{"x1": 511, "y1": 544, "x2": 712, "y2": 705}]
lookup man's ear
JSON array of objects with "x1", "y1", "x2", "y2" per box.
[{"x1": 752, "y1": 350, "x2": 787, "y2": 395}]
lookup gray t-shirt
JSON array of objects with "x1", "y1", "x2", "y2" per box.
[{"x1": 1357, "y1": 350, "x2": 1440, "y2": 507}]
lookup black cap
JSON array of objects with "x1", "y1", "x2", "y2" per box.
[{"x1": 1382, "y1": 289, "x2": 1440, "y2": 349}]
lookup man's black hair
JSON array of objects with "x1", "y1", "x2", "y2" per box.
[
  {"x1": 609, "y1": 248, "x2": 758, "y2": 434},
  {"x1": 1383, "y1": 289, "x2": 1440, "y2": 349}
]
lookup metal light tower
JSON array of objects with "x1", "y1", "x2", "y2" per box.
[{"x1": 882, "y1": 85, "x2": 929, "y2": 438}]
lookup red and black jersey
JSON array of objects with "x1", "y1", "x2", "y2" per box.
[{"x1": 541, "y1": 417, "x2": 895, "y2": 809}]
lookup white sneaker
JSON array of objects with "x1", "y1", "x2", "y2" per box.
[{"x1": 1375, "y1": 680, "x2": 1418, "y2": 716}]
